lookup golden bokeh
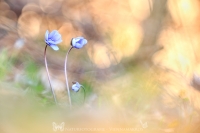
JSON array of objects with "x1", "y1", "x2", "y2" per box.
[
  {"x1": 18, "y1": 11, "x2": 42, "y2": 38},
  {"x1": 168, "y1": 0, "x2": 200, "y2": 26},
  {"x1": 1, "y1": 0, "x2": 200, "y2": 132},
  {"x1": 111, "y1": 22, "x2": 143, "y2": 60},
  {"x1": 88, "y1": 43, "x2": 111, "y2": 69}
]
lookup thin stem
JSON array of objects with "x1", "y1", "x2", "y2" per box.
[
  {"x1": 80, "y1": 86, "x2": 86, "y2": 103},
  {"x1": 44, "y1": 45, "x2": 58, "y2": 104},
  {"x1": 64, "y1": 46, "x2": 73, "y2": 108},
  {"x1": 148, "y1": 0, "x2": 152, "y2": 13}
]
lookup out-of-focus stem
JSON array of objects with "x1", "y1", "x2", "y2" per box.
[
  {"x1": 64, "y1": 46, "x2": 73, "y2": 108},
  {"x1": 148, "y1": 0, "x2": 152, "y2": 12},
  {"x1": 81, "y1": 86, "x2": 86, "y2": 103},
  {"x1": 44, "y1": 45, "x2": 58, "y2": 104}
]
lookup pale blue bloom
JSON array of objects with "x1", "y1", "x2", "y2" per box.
[
  {"x1": 71, "y1": 37, "x2": 87, "y2": 49},
  {"x1": 14, "y1": 38, "x2": 25, "y2": 49},
  {"x1": 45, "y1": 30, "x2": 62, "y2": 51},
  {"x1": 72, "y1": 81, "x2": 82, "y2": 92}
]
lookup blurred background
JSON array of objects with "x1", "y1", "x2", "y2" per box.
[{"x1": 1, "y1": 0, "x2": 200, "y2": 132}]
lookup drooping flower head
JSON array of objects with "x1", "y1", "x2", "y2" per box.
[
  {"x1": 71, "y1": 37, "x2": 87, "y2": 49},
  {"x1": 45, "y1": 30, "x2": 62, "y2": 51},
  {"x1": 72, "y1": 81, "x2": 82, "y2": 92}
]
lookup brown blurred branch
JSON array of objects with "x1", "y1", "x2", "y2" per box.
[{"x1": 134, "y1": 0, "x2": 167, "y2": 63}]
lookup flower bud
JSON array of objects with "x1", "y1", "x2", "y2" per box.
[
  {"x1": 72, "y1": 81, "x2": 82, "y2": 92},
  {"x1": 71, "y1": 37, "x2": 87, "y2": 49}
]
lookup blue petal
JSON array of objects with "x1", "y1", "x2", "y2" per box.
[
  {"x1": 83, "y1": 39, "x2": 87, "y2": 45},
  {"x1": 53, "y1": 39, "x2": 62, "y2": 44},
  {"x1": 48, "y1": 30, "x2": 58, "y2": 39},
  {"x1": 76, "y1": 43, "x2": 83, "y2": 49},
  {"x1": 46, "y1": 39, "x2": 61, "y2": 45},
  {"x1": 76, "y1": 82, "x2": 81, "y2": 88},
  {"x1": 52, "y1": 34, "x2": 61, "y2": 41},
  {"x1": 45, "y1": 30, "x2": 49, "y2": 40},
  {"x1": 77, "y1": 38, "x2": 84, "y2": 44},
  {"x1": 47, "y1": 40, "x2": 57, "y2": 45},
  {"x1": 72, "y1": 38, "x2": 80, "y2": 46},
  {"x1": 71, "y1": 37, "x2": 87, "y2": 49},
  {"x1": 50, "y1": 45, "x2": 59, "y2": 51},
  {"x1": 73, "y1": 44, "x2": 80, "y2": 49},
  {"x1": 72, "y1": 84, "x2": 80, "y2": 92}
]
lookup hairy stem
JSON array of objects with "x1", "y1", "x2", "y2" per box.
[
  {"x1": 44, "y1": 45, "x2": 58, "y2": 104},
  {"x1": 64, "y1": 46, "x2": 73, "y2": 108}
]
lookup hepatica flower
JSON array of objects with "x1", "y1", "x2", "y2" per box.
[
  {"x1": 72, "y1": 81, "x2": 86, "y2": 102},
  {"x1": 44, "y1": 30, "x2": 62, "y2": 104},
  {"x1": 72, "y1": 81, "x2": 81, "y2": 92},
  {"x1": 45, "y1": 30, "x2": 62, "y2": 51},
  {"x1": 65, "y1": 37, "x2": 88, "y2": 107},
  {"x1": 71, "y1": 37, "x2": 87, "y2": 49}
]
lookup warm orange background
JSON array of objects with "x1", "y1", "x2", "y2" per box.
[{"x1": 0, "y1": 0, "x2": 200, "y2": 133}]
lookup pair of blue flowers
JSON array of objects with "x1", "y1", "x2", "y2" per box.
[
  {"x1": 45, "y1": 30, "x2": 87, "y2": 93},
  {"x1": 45, "y1": 30, "x2": 87, "y2": 50}
]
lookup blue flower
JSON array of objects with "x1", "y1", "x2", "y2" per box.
[
  {"x1": 71, "y1": 37, "x2": 87, "y2": 49},
  {"x1": 45, "y1": 30, "x2": 62, "y2": 51},
  {"x1": 72, "y1": 81, "x2": 82, "y2": 92}
]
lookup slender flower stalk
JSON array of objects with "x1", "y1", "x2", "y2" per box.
[
  {"x1": 44, "y1": 30, "x2": 62, "y2": 104},
  {"x1": 64, "y1": 46, "x2": 73, "y2": 107},
  {"x1": 81, "y1": 86, "x2": 86, "y2": 102},
  {"x1": 44, "y1": 45, "x2": 58, "y2": 104},
  {"x1": 64, "y1": 37, "x2": 87, "y2": 107}
]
